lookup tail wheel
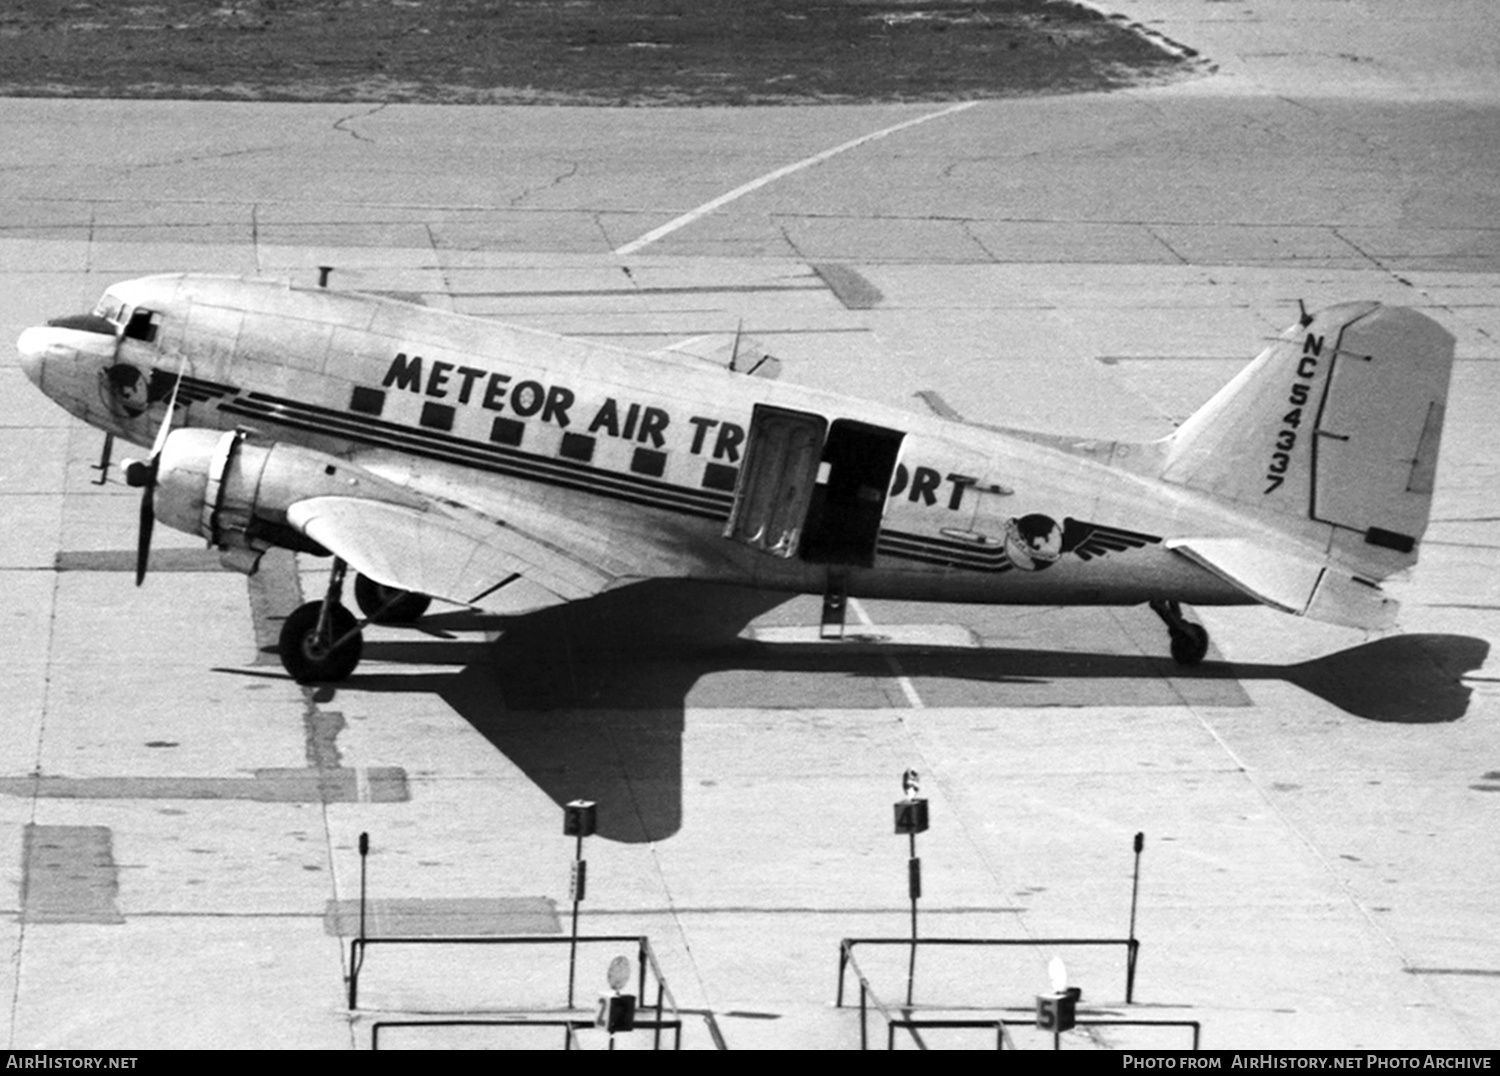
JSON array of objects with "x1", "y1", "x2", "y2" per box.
[
  {"x1": 279, "y1": 601, "x2": 362, "y2": 682},
  {"x1": 1169, "y1": 622, "x2": 1210, "y2": 666},
  {"x1": 354, "y1": 573, "x2": 432, "y2": 624}
]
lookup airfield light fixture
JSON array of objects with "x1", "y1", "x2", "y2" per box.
[
  {"x1": 1036, "y1": 954, "x2": 1083, "y2": 1045},
  {"x1": 596, "y1": 954, "x2": 637, "y2": 1037},
  {"x1": 347, "y1": 831, "x2": 372, "y2": 1009},
  {"x1": 1127, "y1": 831, "x2": 1145, "y2": 1003}
]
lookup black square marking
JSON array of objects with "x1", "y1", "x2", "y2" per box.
[
  {"x1": 702, "y1": 462, "x2": 738, "y2": 492},
  {"x1": 420, "y1": 401, "x2": 455, "y2": 432},
  {"x1": 630, "y1": 447, "x2": 666, "y2": 478},
  {"x1": 490, "y1": 416, "x2": 524, "y2": 447},
  {"x1": 349, "y1": 386, "x2": 385, "y2": 416},
  {"x1": 559, "y1": 432, "x2": 595, "y2": 462}
]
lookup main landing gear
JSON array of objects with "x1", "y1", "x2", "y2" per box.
[
  {"x1": 278, "y1": 560, "x2": 430, "y2": 683},
  {"x1": 1151, "y1": 599, "x2": 1210, "y2": 666}
]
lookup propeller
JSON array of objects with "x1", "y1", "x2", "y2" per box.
[{"x1": 121, "y1": 358, "x2": 186, "y2": 586}]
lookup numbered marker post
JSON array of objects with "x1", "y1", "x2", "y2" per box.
[
  {"x1": 564, "y1": 800, "x2": 597, "y2": 1009},
  {"x1": 893, "y1": 769, "x2": 928, "y2": 1006}
]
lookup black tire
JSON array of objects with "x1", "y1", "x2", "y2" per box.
[
  {"x1": 1169, "y1": 622, "x2": 1210, "y2": 666},
  {"x1": 279, "y1": 601, "x2": 362, "y2": 682},
  {"x1": 353, "y1": 573, "x2": 432, "y2": 624}
]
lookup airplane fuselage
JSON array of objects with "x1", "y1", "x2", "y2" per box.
[{"x1": 27, "y1": 274, "x2": 1262, "y2": 610}]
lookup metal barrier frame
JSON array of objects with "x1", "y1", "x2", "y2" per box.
[
  {"x1": 836, "y1": 935, "x2": 1141, "y2": 1010},
  {"x1": 992, "y1": 1010, "x2": 1202, "y2": 1051},
  {"x1": 1074, "y1": 1018, "x2": 1201, "y2": 1051},
  {"x1": 369, "y1": 1017, "x2": 685, "y2": 1051},
  {"x1": 348, "y1": 933, "x2": 681, "y2": 1050},
  {"x1": 886, "y1": 1019, "x2": 1014, "y2": 1050},
  {"x1": 837, "y1": 938, "x2": 1199, "y2": 1050},
  {"x1": 840, "y1": 939, "x2": 1017, "y2": 1050}
]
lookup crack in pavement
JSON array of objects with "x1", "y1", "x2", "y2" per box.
[
  {"x1": 959, "y1": 219, "x2": 999, "y2": 262},
  {"x1": 508, "y1": 159, "x2": 581, "y2": 207},
  {"x1": 108, "y1": 144, "x2": 287, "y2": 176},
  {"x1": 333, "y1": 102, "x2": 387, "y2": 143}
]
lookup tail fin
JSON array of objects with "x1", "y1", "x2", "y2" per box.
[{"x1": 1161, "y1": 302, "x2": 1455, "y2": 586}]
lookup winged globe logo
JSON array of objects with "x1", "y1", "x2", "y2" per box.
[
  {"x1": 1001, "y1": 514, "x2": 1160, "y2": 572},
  {"x1": 1002, "y1": 513, "x2": 1064, "y2": 571}
]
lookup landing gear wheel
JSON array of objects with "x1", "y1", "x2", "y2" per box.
[
  {"x1": 279, "y1": 601, "x2": 363, "y2": 682},
  {"x1": 1151, "y1": 598, "x2": 1210, "y2": 667},
  {"x1": 1169, "y1": 622, "x2": 1210, "y2": 666},
  {"x1": 354, "y1": 574, "x2": 431, "y2": 624}
]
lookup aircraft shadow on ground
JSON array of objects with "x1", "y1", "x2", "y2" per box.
[{"x1": 339, "y1": 581, "x2": 1489, "y2": 843}]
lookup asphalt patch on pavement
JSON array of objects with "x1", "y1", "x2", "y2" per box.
[
  {"x1": 21, "y1": 824, "x2": 124, "y2": 925},
  {"x1": 0, "y1": 1, "x2": 1195, "y2": 105},
  {"x1": 323, "y1": 897, "x2": 561, "y2": 936}
]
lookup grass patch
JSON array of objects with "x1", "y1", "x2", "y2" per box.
[{"x1": 0, "y1": 0, "x2": 1193, "y2": 105}]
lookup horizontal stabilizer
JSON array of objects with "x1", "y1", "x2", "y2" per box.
[
  {"x1": 915, "y1": 390, "x2": 964, "y2": 420},
  {"x1": 286, "y1": 496, "x2": 613, "y2": 615},
  {"x1": 1167, "y1": 536, "x2": 1399, "y2": 631}
]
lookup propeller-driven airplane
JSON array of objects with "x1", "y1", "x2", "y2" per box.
[{"x1": 18, "y1": 273, "x2": 1454, "y2": 682}]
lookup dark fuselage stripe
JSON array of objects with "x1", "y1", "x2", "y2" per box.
[
  {"x1": 213, "y1": 391, "x2": 1022, "y2": 573},
  {"x1": 239, "y1": 390, "x2": 734, "y2": 510},
  {"x1": 217, "y1": 398, "x2": 735, "y2": 522}
]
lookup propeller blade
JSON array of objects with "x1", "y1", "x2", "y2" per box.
[
  {"x1": 135, "y1": 459, "x2": 157, "y2": 586},
  {"x1": 149, "y1": 358, "x2": 185, "y2": 461},
  {"x1": 133, "y1": 355, "x2": 186, "y2": 587}
]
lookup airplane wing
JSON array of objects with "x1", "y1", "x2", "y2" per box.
[
  {"x1": 1166, "y1": 536, "x2": 1399, "y2": 630},
  {"x1": 284, "y1": 495, "x2": 616, "y2": 615}
]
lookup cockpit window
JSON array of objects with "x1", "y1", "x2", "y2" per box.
[
  {"x1": 92, "y1": 294, "x2": 126, "y2": 324},
  {"x1": 46, "y1": 314, "x2": 119, "y2": 336},
  {"x1": 124, "y1": 307, "x2": 161, "y2": 343}
]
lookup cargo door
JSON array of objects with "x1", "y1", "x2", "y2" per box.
[
  {"x1": 800, "y1": 419, "x2": 905, "y2": 567},
  {"x1": 724, "y1": 405, "x2": 826, "y2": 558}
]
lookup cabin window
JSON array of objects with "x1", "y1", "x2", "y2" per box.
[
  {"x1": 124, "y1": 307, "x2": 162, "y2": 343},
  {"x1": 349, "y1": 387, "x2": 385, "y2": 416},
  {"x1": 420, "y1": 401, "x2": 455, "y2": 432},
  {"x1": 559, "y1": 432, "x2": 595, "y2": 463},
  {"x1": 490, "y1": 417, "x2": 524, "y2": 447},
  {"x1": 631, "y1": 447, "x2": 666, "y2": 478},
  {"x1": 701, "y1": 462, "x2": 738, "y2": 492}
]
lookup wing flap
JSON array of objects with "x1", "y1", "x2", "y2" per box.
[
  {"x1": 286, "y1": 496, "x2": 614, "y2": 615},
  {"x1": 1167, "y1": 536, "x2": 1398, "y2": 631}
]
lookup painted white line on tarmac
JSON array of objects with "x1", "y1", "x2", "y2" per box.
[
  {"x1": 612, "y1": 101, "x2": 979, "y2": 256},
  {"x1": 849, "y1": 597, "x2": 925, "y2": 709}
]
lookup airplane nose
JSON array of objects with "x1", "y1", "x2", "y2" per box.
[{"x1": 17, "y1": 325, "x2": 52, "y2": 390}]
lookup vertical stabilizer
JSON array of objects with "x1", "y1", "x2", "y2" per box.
[{"x1": 1161, "y1": 303, "x2": 1455, "y2": 581}]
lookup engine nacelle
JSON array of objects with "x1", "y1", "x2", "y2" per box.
[{"x1": 153, "y1": 428, "x2": 419, "y2": 573}]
